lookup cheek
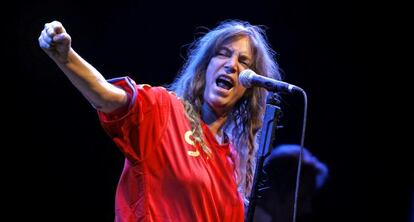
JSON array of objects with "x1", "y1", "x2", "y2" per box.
[
  {"x1": 205, "y1": 63, "x2": 214, "y2": 83},
  {"x1": 205, "y1": 58, "x2": 223, "y2": 83},
  {"x1": 207, "y1": 57, "x2": 225, "y2": 72},
  {"x1": 234, "y1": 87, "x2": 247, "y2": 101}
]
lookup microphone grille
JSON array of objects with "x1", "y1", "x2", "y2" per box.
[{"x1": 239, "y1": 69, "x2": 255, "y2": 88}]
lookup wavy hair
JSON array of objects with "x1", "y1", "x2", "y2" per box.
[{"x1": 168, "y1": 20, "x2": 281, "y2": 202}]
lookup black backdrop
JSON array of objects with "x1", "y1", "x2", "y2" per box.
[{"x1": 15, "y1": 0, "x2": 412, "y2": 221}]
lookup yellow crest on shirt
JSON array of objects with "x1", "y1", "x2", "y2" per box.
[
  {"x1": 184, "y1": 131, "x2": 195, "y2": 146},
  {"x1": 184, "y1": 131, "x2": 200, "y2": 157},
  {"x1": 187, "y1": 150, "x2": 200, "y2": 157}
]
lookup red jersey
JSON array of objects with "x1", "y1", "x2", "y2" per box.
[{"x1": 98, "y1": 77, "x2": 244, "y2": 222}]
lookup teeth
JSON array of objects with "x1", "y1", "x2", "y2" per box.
[
  {"x1": 216, "y1": 75, "x2": 234, "y2": 90},
  {"x1": 219, "y1": 76, "x2": 234, "y2": 85}
]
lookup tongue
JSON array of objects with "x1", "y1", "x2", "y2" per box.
[{"x1": 217, "y1": 81, "x2": 231, "y2": 90}]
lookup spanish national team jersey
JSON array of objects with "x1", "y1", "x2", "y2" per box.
[{"x1": 97, "y1": 77, "x2": 244, "y2": 222}]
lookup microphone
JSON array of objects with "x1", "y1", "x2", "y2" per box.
[{"x1": 239, "y1": 69, "x2": 301, "y2": 93}]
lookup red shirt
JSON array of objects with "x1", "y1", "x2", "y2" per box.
[{"x1": 98, "y1": 77, "x2": 244, "y2": 222}]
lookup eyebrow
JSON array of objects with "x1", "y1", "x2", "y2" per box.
[{"x1": 219, "y1": 46, "x2": 252, "y2": 62}]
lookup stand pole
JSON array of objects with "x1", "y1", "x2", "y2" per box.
[{"x1": 245, "y1": 93, "x2": 281, "y2": 222}]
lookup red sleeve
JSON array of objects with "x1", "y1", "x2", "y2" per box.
[{"x1": 97, "y1": 76, "x2": 170, "y2": 164}]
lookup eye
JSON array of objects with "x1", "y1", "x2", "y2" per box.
[
  {"x1": 240, "y1": 60, "x2": 249, "y2": 66},
  {"x1": 216, "y1": 48, "x2": 231, "y2": 57},
  {"x1": 239, "y1": 58, "x2": 251, "y2": 67}
]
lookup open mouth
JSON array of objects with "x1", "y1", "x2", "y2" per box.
[{"x1": 216, "y1": 75, "x2": 234, "y2": 90}]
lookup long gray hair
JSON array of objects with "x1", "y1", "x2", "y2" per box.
[{"x1": 169, "y1": 19, "x2": 281, "y2": 202}]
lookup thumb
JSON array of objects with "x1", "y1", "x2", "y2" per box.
[{"x1": 53, "y1": 33, "x2": 71, "y2": 45}]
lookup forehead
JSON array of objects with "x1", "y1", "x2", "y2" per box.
[{"x1": 220, "y1": 36, "x2": 253, "y2": 53}]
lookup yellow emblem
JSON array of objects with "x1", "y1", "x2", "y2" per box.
[
  {"x1": 184, "y1": 131, "x2": 195, "y2": 146},
  {"x1": 187, "y1": 150, "x2": 200, "y2": 157},
  {"x1": 184, "y1": 131, "x2": 200, "y2": 157}
]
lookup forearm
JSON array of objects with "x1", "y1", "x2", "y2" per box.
[{"x1": 54, "y1": 48, "x2": 127, "y2": 113}]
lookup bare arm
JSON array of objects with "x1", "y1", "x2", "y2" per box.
[{"x1": 38, "y1": 21, "x2": 128, "y2": 113}]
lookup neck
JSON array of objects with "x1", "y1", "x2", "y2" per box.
[{"x1": 201, "y1": 102, "x2": 228, "y2": 139}]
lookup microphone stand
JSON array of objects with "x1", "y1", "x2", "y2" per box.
[{"x1": 245, "y1": 92, "x2": 282, "y2": 222}]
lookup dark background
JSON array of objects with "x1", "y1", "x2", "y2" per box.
[{"x1": 15, "y1": 0, "x2": 412, "y2": 221}]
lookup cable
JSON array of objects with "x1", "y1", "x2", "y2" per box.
[{"x1": 292, "y1": 88, "x2": 308, "y2": 222}]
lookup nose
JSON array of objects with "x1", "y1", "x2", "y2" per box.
[{"x1": 224, "y1": 56, "x2": 238, "y2": 74}]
